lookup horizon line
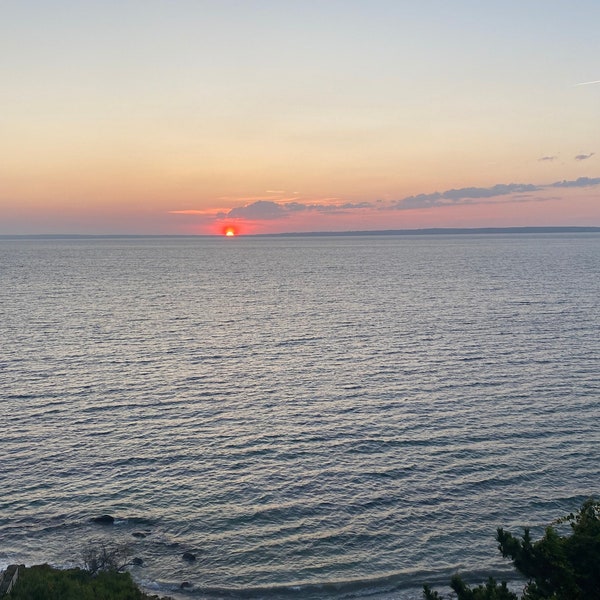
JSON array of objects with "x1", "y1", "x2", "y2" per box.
[{"x1": 2, "y1": 226, "x2": 600, "y2": 239}]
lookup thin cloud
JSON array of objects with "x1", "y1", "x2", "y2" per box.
[
  {"x1": 398, "y1": 192, "x2": 443, "y2": 209},
  {"x1": 226, "y1": 199, "x2": 375, "y2": 220},
  {"x1": 575, "y1": 153, "x2": 595, "y2": 161},
  {"x1": 445, "y1": 183, "x2": 539, "y2": 200},
  {"x1": 550, "y1": 176, "x2": 600, "y2": 188},
  {"x1": 575, "y1": 80, "x2": 600, "y2": 86},
  {"x1": 394, "y1": 183, "x2": 539, "y2": 210},
  {"x1": 228, "y1": 200, "x2": 287, "y2": 220},
  {"x1": 393, "y1": 178, "x2": 600, "y2": 210},
  {"x1": 538, "y1": 155, "x2": 557, "y2": 162}
]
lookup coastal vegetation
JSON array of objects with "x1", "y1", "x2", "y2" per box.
[
  {"x1": 4, "y1": 564, "x2": 163, "y2": 600},
  {"x1": 424, "y1": 498, "x2": 600, "y2": 600},
  {"x1": 4, "y1": 544, "x2": 168, "y2": 600}
]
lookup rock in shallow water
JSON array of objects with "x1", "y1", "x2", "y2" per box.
[{"x1": 91, "y1": 515, "x2": 114, "y2": 525}]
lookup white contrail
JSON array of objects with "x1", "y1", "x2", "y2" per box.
[{"x1": 575, "y1": 80, "x2": 600, "y2": 86}]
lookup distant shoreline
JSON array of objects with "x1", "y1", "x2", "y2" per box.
[
  {"x1": 2, "y1": 226, "x2": 600, "y2": 239},
  {"x1": 259, "y1": 226, "x2": 600, "y2": 237}
]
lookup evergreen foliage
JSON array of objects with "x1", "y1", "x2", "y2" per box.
[
  {"x1": 423, "y1": 498, "x2": 600, "y2": 600},
  {"x1": 423, "y1": 576, "x2": 518, "y2": 600}
]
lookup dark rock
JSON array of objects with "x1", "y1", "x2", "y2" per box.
[
  {"x1": 92, "y1": 515, "x2": 114, "y2": 525},
  {"x1": 180, "y1": 581, "x2": 193, "y2": 589},
  {"x1": 132, "y1": 557, "x2": 144, "y2": 566},
  {"x1": 132, "y1": 532, "x2": 147, "y2": 538},
  {"x1": 182, "y1": 552, "x2": 196, "y2": 562}
]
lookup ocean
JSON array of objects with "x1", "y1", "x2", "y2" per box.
[{"x1": 1, "y1": 233, "x2": 599, "y2": 599}]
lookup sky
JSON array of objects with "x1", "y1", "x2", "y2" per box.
[{"x1": 1, "y1": 0, "x2": 599, "y2": 235}]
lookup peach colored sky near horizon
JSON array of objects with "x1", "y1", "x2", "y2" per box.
[{"x1": 1, "y1": 1, "x2": 599, "y2": 235}]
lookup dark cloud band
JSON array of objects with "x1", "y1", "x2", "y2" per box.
[{"x1": 175, "y1": 176, "x2": 600, "y2": 221}]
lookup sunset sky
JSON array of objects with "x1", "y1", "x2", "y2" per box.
[{"x1": 2, "y1": 0, "x2": 599, "y2": 235}]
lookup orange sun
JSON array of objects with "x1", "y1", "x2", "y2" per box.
[{"x1": 223, "y1": 226, "x2": 237, "y2": 237}]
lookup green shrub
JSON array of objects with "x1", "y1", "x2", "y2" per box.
[
  {"x1": 8, "y1": 564, "x2": 144, "y2": 600},
  {"x1": 424, "y1": 576, "x2": 518, "y2": 600}
]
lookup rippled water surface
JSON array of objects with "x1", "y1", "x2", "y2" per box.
[{"x1": 1, "y1": 234, "x2": 599, "y2": 599}]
